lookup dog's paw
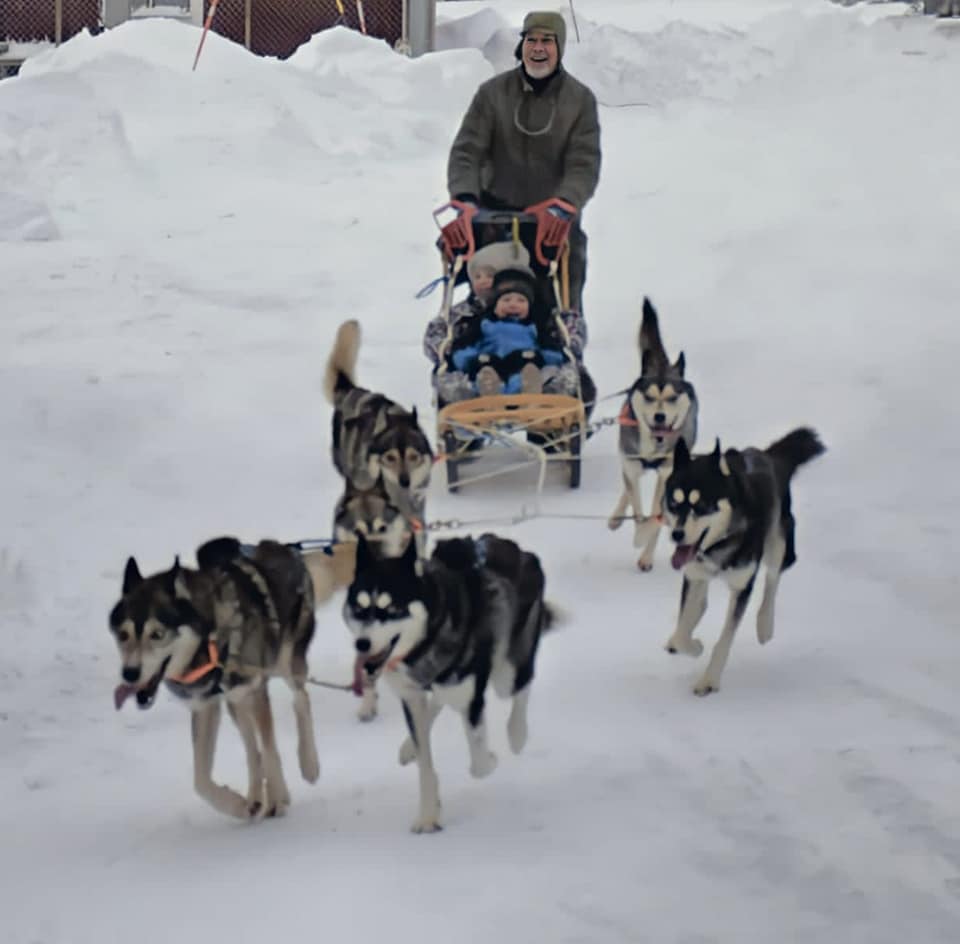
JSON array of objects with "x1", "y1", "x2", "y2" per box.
[
  {"x1": 507, "y1": 716, "x2": 528, "y2": 754},
  {"x1": 692, "y1": 677, "x2": 719, "y2": 696},
  {"x1": 397, "y1": 738, "x2": 416, "y2": 766},
  {"x1": 665, "y1": 636, "x2": 703, "y2": 657},
  {"x1": 607, "y1": 514, "x2": 624, "y2": 532},
  {"x1": 357, "y1": 704, "x2": 378, "y2": 723},
  {"x1": 470, "y1": 750, "x2": 498, "y2": 779},
  {"x1": 756, "y1": 610, "x2": 774, "y2": 645},
  {"x1": 410, "y1": 815, "x2": 443, "y2": 834},
  {"x1": 637, "y1": 556, "x2": 654, "y2": 572},
  {"x1": 357, "y1": 687, "x2": 379, "y2": 722},
  {"x1": 299, "y1": 746, "x2": 320, "y2": 784}
]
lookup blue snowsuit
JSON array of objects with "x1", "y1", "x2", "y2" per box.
[{"x1": 451, "y1": 316, "x2": 564, "y2": 394}]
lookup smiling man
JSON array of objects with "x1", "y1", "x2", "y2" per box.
[{"x1": 447, "y1": 11, "x2": 601, "y2": 315}]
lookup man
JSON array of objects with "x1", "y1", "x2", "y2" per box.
[{"x1": 447, "y1": 10, "x2": 601, "y2": 314}]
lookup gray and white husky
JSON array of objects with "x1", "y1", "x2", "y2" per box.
[
  {"x1": 108, "y1": 537, "x2": 321, "y2": 819},
  {"x1": 662, "y1": 428, "x2": 825, "y2": 695},
  {"x1": 343, "y1": 533, "x2": 553, "y2": 833},
  {"x1": 324, "y1": 319, "x2": 433, "y2": 545},
  {"x1": 608, "y1": 297, "x2": 698, "y2": 571}
]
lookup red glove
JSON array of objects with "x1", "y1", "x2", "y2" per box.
[
  {"x1": 525, "y1": 198, "x2": 578, "y2": 265},
  {"x1": 435, "y1": 200, "x2": 478, "y2": 263}
]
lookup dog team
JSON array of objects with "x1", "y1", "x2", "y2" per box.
[{"x1": 108, "y1": 301, "x2": 824, "y2": 831}]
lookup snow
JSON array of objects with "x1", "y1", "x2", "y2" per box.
[{"x1": 2, "y1": 2, "x2": 959, "y2": 942}]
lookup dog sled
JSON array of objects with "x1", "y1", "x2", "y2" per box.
[{"x1": 431, "y1": 202, "x2": 588, "y2": 493}]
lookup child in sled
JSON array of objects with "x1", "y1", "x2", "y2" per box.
[
  {"x1": 423, "y1": 240, "x2": 530, "y2": 388},
  {"x1": 447, "y1": 265, "x2": 578, "y2": 398}
]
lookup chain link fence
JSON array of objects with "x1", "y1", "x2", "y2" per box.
[
  {"x1": 3, "y1": 1, "x2": 405, "y2": 52},
  {"x1": 1, "y1": 0, "x2": 100, "y2": 43},
  {"x1": 204, "y1": 0, "x2": 404, "y2": 59}
]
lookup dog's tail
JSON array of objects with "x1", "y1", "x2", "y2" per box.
[
  {"x1": 638, "y1": 297, "x2": 669, "y2": 372},
  {"x1": 765, "y1": 427, "x2": 826, "y2": 481},
  {"x1": 323, "y1": 319, "x2": 362, "y2": 405}
]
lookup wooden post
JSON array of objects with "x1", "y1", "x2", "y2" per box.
[
  {"x1": 55, "y1": 0, "x2": 63, "y2": 44},
  {"x1": 244, "y1": 0, "x2": 252, "y2": 50}
]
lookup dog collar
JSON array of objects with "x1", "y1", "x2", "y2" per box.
[{"x1": 167, "y1": 639, "x2": 221, "y2": 685}]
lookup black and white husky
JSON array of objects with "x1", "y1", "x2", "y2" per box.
[
  {"x1": 662, "y1": 428, "x2": 825, "y2": 695},
  {"x1": 343, "y1": 533, "x2": 552, "y2": 833},
  {"x1": 608, "y1": 298, "x2": 698, "y2": 571},
  {"x1": 108, "y1": 537, "x2": 321, "y2": 819}
]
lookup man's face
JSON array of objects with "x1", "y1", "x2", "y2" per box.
[{"x1": 522, "y1": 30, "x2": 559, "y2": 79}]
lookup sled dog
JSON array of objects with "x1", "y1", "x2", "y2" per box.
[
  {"x1": 662, "y1": 428, "x2": 825, "y2": 695},
  {"x1": 343, "y1": 532, "x2": 552, "y2": 832},
  {"x1": 324, "y1": 319, "x2": 433, "y2": 549},
  {"x1": 608, "y1": 298, "x2": 698, "y2": 570},
  {"x1": 108, "y1": 537, "x2": 321, "y2": 819}
]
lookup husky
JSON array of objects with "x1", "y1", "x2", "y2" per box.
[
  {"x1": 324, "y1": 319, "x2": 433, "y2": 548},
  {"x1": 108, "y1": 537, "x2": 321, "y2": 819},
  {"x1": 333, "y1": 480, "x2": 413, "y2": 557},
  {"x1": 343, "y1": 532, "x2": 552, "y2": 833},
  {"x1": 608, "y1": 298, "x2": 698, "y2": 571},
  {"x1": 662, "y1": 428, "x2": 825, "y2": 696}
]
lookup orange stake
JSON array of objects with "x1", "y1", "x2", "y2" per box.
[{"x1": 192, "y1": 0, "x2": 222, "y2": 72}]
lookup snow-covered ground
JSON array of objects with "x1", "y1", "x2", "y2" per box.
[{"x1": 2, "y1": 2, "x2": 959, "y2": 941}]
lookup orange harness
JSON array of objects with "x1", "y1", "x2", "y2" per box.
[
  {"x1": 618, "y1": 402, "x2": 639, "y2": 427},
  {"x1": 167, "y1": 639, "x2": 221, "y2": 685}
]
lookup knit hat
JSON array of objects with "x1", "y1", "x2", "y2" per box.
[
  {"x1": 467, "y1": 241, "x2": 532, "y2": 281},
  {"x1": 520, "y1": 11, "x2": 566, "y2": 60},
  {"x1": 492, "y1": 265, "x2": 538, "y2": 307}
]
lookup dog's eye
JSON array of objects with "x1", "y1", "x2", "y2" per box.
[
  {"x1": 406, "y1": 452, "x2": 423, "y2": 466},
  {"x1": 665, "y1": 395, "x2": 678, "y2": 404},
  {"x1": 643, "y1": 393, "x2": 656, "y2": 404},
  {"x1": 116, "y1": 628, "x2": 131, "y2": 643},
  {"x1": 149, "y1": 627, "x2": 168, "y2": 641}
]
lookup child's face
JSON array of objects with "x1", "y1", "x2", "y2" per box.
[
  {"x1": 494, "y1": 292, "x2": 530, "y2": 319},
  {"x1": 470, "y1": 268, "x2": 495, "y2": 299}
]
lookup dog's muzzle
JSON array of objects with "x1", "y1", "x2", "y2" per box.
[
  {"x1": 114, "y1": 657, "x2": 170, "y2": 711},
  {"x1": 351, "y1": 634, "x2": 399, "y2": 695}
]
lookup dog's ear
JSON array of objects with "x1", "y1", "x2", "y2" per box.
[
  {"x1": 164, "y1": 556, "x2": 189, "y2": 599},
  {"x1": 674, "y1": 351, "x2": 685, "y2": 377},
  {"x1": 122, "y1": 556, "x2": 143, "y2": 594},
  {"x1": 673, "y1": 436, "x2": 691, "y2": 469},
  {"x1": 410, "y1": 406, "x2": 418, "y2": 424},
  {"x1": 171, "y1": 557, "x2": 194, "y2": 600},
  {"x1": 354, "y1": 531, "x2": 373, "y2": 571},
  {"x1": 710, "y1": 438, "x2": 729, "y2": 475}
]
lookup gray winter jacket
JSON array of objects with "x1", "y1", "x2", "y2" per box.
[{"x1": 447, "y1": 66, "x2": 601, "y2": 211}]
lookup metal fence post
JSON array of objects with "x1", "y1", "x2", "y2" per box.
[
  {"x1": 55, "y1": 0, "x2": 63, "y2": 43},
  {"x1": 245, "y1": 0, "x2": 252, "y2": 48},
  {"x1": 103, "y1": 0, "x2": 132, "y2": 28},
  {"x1": 404, "y1": 0, "x2": 434, "y2": 57}
]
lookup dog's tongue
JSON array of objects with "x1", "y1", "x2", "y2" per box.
[
  {"x1": 114, "y1": 683, "x2": 138, "y2": 710},
  {"x1": 351, "y1": 655, "x2": 365, "y2": 697},
  {"x1": 671, "y1": 544, "x2": 697, "y2": 571}
]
